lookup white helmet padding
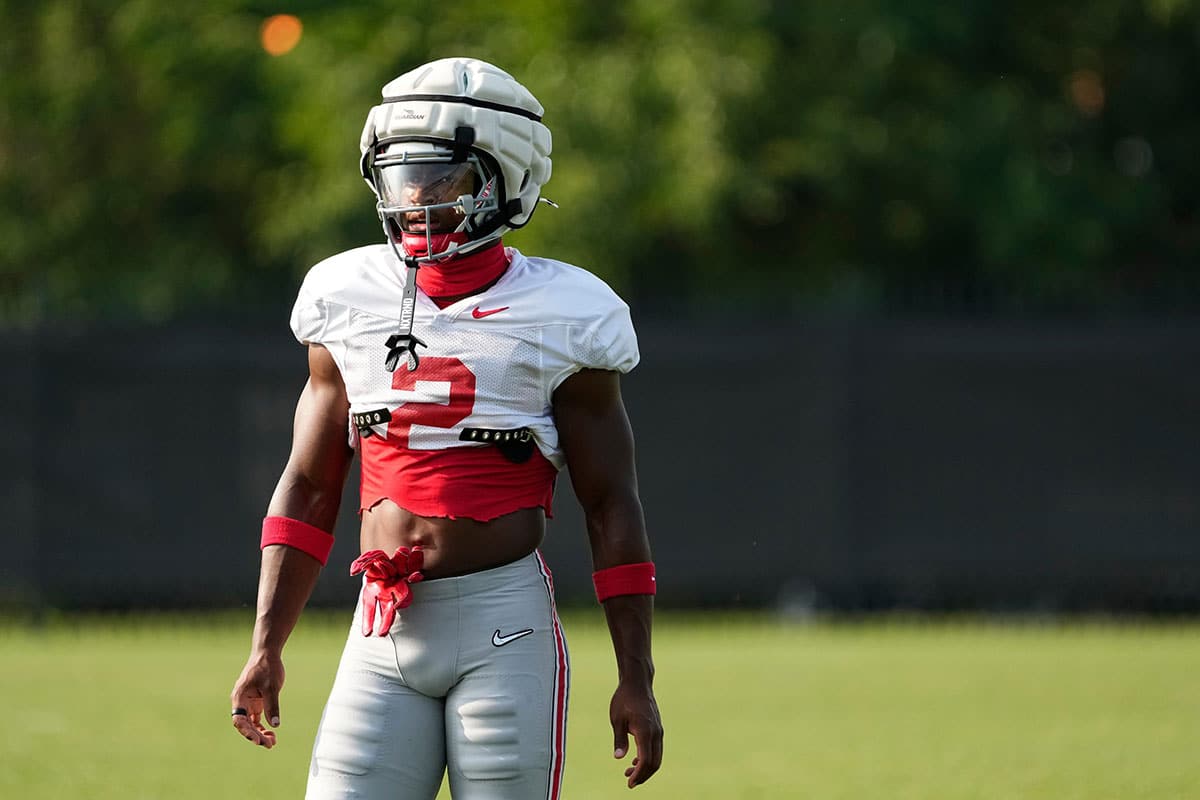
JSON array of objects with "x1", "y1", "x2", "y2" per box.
[{"x1": 360, "y1": 58, "x2": 553, "y2": 250}]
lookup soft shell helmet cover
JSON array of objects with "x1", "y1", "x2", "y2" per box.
[{"x1": 360, "y1": 57, "x2": 553, "y2": 261}]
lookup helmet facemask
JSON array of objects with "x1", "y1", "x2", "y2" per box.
[
  {"x1": 358, "y1": 57, "x2": 554, "y2": 374},
  {"x1": 369, "y1": 140, "x2": 504, "y2": 264}
]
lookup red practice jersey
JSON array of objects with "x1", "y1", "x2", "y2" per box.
[{"x1": 290, "y1": 246, "x2": 639, "y2": 520}]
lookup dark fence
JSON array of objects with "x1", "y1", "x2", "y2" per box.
[{"x1": 2, "y1": 317, "x2": 1198, "y2": 611}]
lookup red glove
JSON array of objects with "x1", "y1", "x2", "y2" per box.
[{"x1": 349, "y1": 546, "x2": 425, "y2": 636}]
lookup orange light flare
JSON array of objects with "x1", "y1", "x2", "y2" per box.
[
  {"x1": 1066, "y1": 69, "x2": 1105, "y2": 117},
  {"x1": 261, "y1": 14, "x2": 303, "y2": 57}
]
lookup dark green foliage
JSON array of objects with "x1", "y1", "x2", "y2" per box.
[{"x1": 1, "y1": 0, "x2": 1196, "y2": 321}]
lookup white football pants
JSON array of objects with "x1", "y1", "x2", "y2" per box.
[{"x1": 305, "y1": 551, "x2": 570, "y2": 800}]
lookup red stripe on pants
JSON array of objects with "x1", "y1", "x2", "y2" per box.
[{"x1": 536, "y1": 551, "x2": 569, "y2": 800}]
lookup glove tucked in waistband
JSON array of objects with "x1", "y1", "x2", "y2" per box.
[{"x1": 350, "y1": 546, "x2": 425, "y2": 636}]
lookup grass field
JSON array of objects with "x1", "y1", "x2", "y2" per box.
[{"x1": 2, "y1": 611, "x2": 1199, "y2": 799}]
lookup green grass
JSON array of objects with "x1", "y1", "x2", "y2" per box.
[{"x1": 2, "y1": 612, "x2": 1199, "y2": 799}]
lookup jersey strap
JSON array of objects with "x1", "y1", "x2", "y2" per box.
[
  {"x1": 352, "y1": 408, "x2": 392, "y2": 438},
  {"x1": 459, "y1": 427, "x2": 536, "y2": 463}
]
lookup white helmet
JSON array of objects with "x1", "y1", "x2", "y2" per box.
[{"x1": 360, "y1": 57, "x2": 553, "y2": 263}]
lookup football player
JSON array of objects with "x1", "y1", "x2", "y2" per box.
[{"x1": 229, "y1": 57, "x2": 663, "y2": 799}]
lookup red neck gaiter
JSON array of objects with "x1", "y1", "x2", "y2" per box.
[{"x1": 400, "y1": 233, "x2": 509, "y2": 304}]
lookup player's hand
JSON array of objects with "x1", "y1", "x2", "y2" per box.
[
  {"x1": 610, "y1": 679, "x2": 663, "y2": 788},
  {"x1": 230, "y1": 650, "x2": 285, "y2": 749}
]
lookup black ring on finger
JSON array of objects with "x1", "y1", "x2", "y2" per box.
[{"x1": 232, "y1": 707, "x2": 248, "y2": 717}]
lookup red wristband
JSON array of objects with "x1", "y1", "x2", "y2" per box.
[
  {"x1": 261, "y1": 516, "x2": 334, "y2": 566},
  {"x1": 592, "y1": 562, "x2": 656, "y2": 603}
]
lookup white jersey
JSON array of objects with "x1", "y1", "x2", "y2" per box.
[{"x1": 289, "y1": 245, "x2": 639, "y2": 470}]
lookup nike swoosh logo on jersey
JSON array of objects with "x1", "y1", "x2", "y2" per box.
[
  {"x1": 472, "y1": 305, "x2": 509, "y2": 319},
  {"x1": 492, "y1": 628, "x2": 535, "y2": 647}
]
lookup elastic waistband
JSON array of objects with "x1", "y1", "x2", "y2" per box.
[{"x1": 407, "y1": 550, "x2": 545, "y2": 601}]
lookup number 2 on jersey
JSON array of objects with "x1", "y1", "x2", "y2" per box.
[{"x1": 386, "y1": 357, "x2": 476, "y2": 446}]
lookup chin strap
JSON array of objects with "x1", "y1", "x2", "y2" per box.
[
  {"x1": 378, "y1": 180, "x2": 541, "y2": 373},
  {"x1": 383, "y1": 251, "x2": 427, "y2": 372}
]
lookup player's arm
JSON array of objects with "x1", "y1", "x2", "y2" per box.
[
  {"x1": 231, "y1": 343, "x2": 354, "y2": 748},
  {"x1": 553, "y1": 368, "x2": 663, "y2": 788}
]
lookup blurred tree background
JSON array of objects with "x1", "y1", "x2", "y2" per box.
[{"x1": 1, "y1": 0, "x2": 1197, "y2": 323}]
